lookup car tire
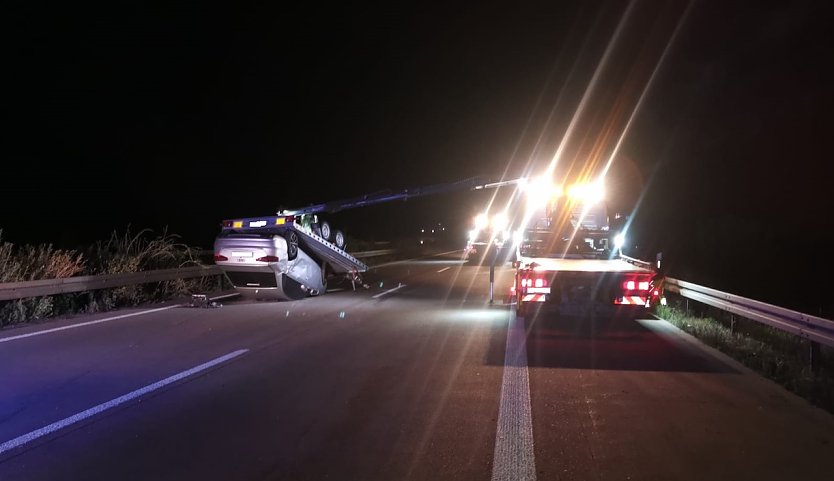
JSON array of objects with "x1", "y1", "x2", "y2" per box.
[
  {"x1": 285, "y1": 231, "x2": 299, "y2": 261},
  {"x1": 320, "y1": 221, "x2": 331, "y2": 241},
  {"x1": 319, "y1": 261, "x2": 328, "y2": 295},
  {"x1": 334, "y1": 230, "x2": 345, "y2": 250}
]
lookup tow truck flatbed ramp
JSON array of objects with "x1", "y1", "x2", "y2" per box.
[{"x1": 293, "y1": 226, "x2": 368, "y2": 273}]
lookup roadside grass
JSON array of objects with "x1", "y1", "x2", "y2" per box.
[
  {"x1": 0, "y1": 227, "x2": 221, "y2": 327},
  {"x1": 655, "y1": 302, "x2": 834, "y2": 415}
]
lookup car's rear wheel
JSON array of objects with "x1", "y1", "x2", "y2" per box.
[
  {"x1": 318, "y1": 261, "x2": 328, "y2": 295},
  {"x1": 285, "y1": 231, "x2": 299, "y2": 261}
]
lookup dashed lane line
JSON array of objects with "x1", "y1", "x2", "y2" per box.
[{"x1": 0, "y1": 349, "x2": 249, "y2": 456}]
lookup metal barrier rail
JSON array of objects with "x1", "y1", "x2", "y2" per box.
[
  {"x1": 0, "y1": 249, "x2": 399, "y2": 302},
  {"x1": 0, "y1": 265, "x2": 224, "y2": 301},
  {"x1": 351, "y1": 249, "x2": 396, "y2": 258},
  {"x1": 665, "y1": 277, "x2": 834, "y2": 348}
]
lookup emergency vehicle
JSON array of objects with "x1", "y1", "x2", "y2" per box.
[{"x1": 508, "y1": 176, "x2": 663, "y2": 316}]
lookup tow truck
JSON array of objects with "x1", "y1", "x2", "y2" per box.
[
  {"x1": 509, "y1": 176, "x2": 663, "y2": 316},
  {"x1": 213, "y1": 176, "x2": 517, "y2": 301}
]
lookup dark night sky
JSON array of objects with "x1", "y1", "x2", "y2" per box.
[{"x1": 4, "y1": 1, "x2": 833, "y2": 314}]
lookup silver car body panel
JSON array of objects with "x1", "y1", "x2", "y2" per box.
[{"x1": 213, "y1": 233, "x2": 325, "y2": 300}]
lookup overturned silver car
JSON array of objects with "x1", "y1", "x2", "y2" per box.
[{"x1": 213, "y1": 215, "x2": 367, "y2": 301}]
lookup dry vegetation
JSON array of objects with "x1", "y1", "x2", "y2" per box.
[
  {"x1": 0, "y1": 227, "x2": 222, "y2": 326},
  {"x1": 655, "y1": 301, "x2": 834, "y2": 415}
]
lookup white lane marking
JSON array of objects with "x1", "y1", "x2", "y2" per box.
[
  {"x1": 0, "y1": 349, "x2": 249, "y2": 455},
  {"x1": 371, "y1": 249, "x2": 463, "y2": 269},
  {"x1": 491, "y1": 312, "x2": 537, "y2": 481},
  {"x1": 371, "y1": 284, "x2": 406, "y2": 299},
  {"x1": 209, "y1": 293, "x2": 240, "y2": 301},
  {"x1": 436, "y1": 266, "x2": 451, "y2": 273},
  {"x1": 0, "y1": 305, "x2": 179, "y2": 344}
]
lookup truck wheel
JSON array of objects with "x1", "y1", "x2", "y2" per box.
[
  {"x1": 334, "y1": 230, "x2": 346, "y2": 250},
  {"x1": 320, "y1": 221, "x2": 331, "y2": 241},
  {"x1": 285, "y1": 231, "x2": 299, "y2": 261}
]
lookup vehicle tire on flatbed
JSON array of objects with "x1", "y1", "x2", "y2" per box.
[
  {"x1": 334, "y1": 230, "x2": 345, "y2": 249},
  {"x1": 320, "y1": 221, "x2": 331, "y2": 241}
]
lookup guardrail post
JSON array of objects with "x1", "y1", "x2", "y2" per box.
[
  {"x1": 730, "y1": 314, "x2": 736, "y2": 334},
  {"x1": 810, "y1": 341, "x2": 822, "y2": 374}
]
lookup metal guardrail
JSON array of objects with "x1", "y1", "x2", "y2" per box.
[
  {"x1": 351, "y1": 249, "x2": 396, "y2": 259},
  {"x1": 665, "y1": 277, "x2": 834, "y2": 348},
  {"x1": 0, "y1": 249, "x2": 399, "y2": 302},
  {"x1": 0, "y1": 265, "x2": 224, "y2": 301}
]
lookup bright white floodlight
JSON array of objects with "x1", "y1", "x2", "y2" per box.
[
  {"x1": 568, "y1": 181, "x2": 605, "y2": 204},
  {"x1": 473, "y1": 213, "x2": 488, "y2": 230},
  {"x1": 525, "y1": 176, "x2": 557, "y2": 202},
  {"x1": 491, "y1": 212, "x2": 508, "y2": 232}
]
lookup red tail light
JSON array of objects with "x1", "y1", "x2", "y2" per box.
[
  {"x1": 256, "y1": 255, "x2": 280, "y2": 262},
  {"x1": 214, "y1": 254, "x2": 228, "y2": 262},
  {"x1": 622, "y1": 278, "x2": 651, "y2": 292}
]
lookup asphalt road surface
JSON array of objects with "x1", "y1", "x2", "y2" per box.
[{"x1": 1, "y1": 251, "x2": 833, "y2": 480}]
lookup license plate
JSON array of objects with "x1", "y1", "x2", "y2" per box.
[{"x1": 231, "y1": 251, "x2": 253, "y2": 257}]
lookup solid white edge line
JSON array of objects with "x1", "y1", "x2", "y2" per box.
[
  {"x1": 0, "y1": 305, "x2": 180, "y2": 344},
  {"x1": 371, "y1": 284, "x2": 407, "y2": 299},
  {"x1": 491, "y1": 311, "x2": 537, "y2": 481},
  {"x1": 209, "y1": 293, "x2": 240, "y2": 301},
  {"x1": 0, "y1": 292, "x2": 241, "y2": 345},
  {"x1": 0, "y1": 349, "x2": 249, "y2": 456},
  {"x1": 436, "y1": 266, "x2": 451, "y2": 273}
]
